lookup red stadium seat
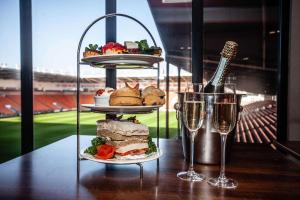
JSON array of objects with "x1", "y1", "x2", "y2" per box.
[
  {"x1": 236, "y1": 100, "x2": 277, "y2": 144},
  {"x1": 0, "y1": 93, "x2": 95, "y2": 116}
]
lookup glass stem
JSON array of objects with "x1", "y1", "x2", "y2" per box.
[
  {"x1": 188, "y1": 131, "x2": 196, "y2": 176},
  {"x1": 219, "y1": 134, "x2": 227, "y2": 181}
]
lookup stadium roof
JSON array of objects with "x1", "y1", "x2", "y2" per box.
[
  {"x1": 148, "y1": 0, "x2": 279, "y2": 71},
  {"x1": 147, "y1": 0, "x2": 279, "y2": 94}
]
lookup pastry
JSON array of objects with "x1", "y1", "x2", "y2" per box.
[
  {"x1": 109, "y1": 96, "x2": 142, "y2": 106},
  {"x1": 147, "y1": 47, "x2": 162, "y2": 56},
  {"x1": 109, "y1": 82, "x2": 142, "y2": 106},
  {"x1": 135, "y1": 40, "x2": 162, "y2": 56},
  {"x1": 142, "y1": 86, "x2": 165, "y2": 106},
  {"x1": 124, "y1": 41, "x2": 140, "y2": 54},
  {"x1": 83, "y1": 44, "x2": 101, "y2": 57}
]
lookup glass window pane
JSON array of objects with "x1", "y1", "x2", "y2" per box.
[
  {"x1": 32, "y1": 0, "x2": 105, "y2": 148},
  {"x1": 0, "y1": 0, "x2": 21, "y2": 163},
  {"x1": 203, "y1": 0, "x2": 279, "y2": 143},
  {"x1": 118, "y1": 0, "x2": 192, "y2": 139}
]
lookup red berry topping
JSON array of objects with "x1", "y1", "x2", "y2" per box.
[{"x1": 96, "y1": 89, "x2": 105, "y2": 96}]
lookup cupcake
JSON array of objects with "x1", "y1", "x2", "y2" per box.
[{"x1": 94, "y1": 88, "x2": 114, "y2": 106}]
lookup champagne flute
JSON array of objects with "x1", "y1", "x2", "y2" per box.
[
  {"x1": 177, "y1": 91, "x2": 206, "y2": 181},
  {"x1": 208, "y1": 86, "x2": 238, "y2": 189}
]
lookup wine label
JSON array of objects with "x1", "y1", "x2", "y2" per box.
[{"x1": 212, "y1": 57, "x2": 228, "y2": 86}]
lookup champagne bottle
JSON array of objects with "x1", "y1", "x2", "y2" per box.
[{"x1": 204, "y1": 41, "x2": 238, "y2": 93}]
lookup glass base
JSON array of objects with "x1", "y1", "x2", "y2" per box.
[
  {"x1": 208, "y1": 177, "x2": 238, "y2": 189},
  {"x1": 177, "y1": 171, "x2": 206, "y2": 182}
]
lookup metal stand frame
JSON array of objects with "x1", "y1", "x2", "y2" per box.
[
  {"x1": 136, "y1": 163, "x2": 143, "y2": 180},
  {"x1": 76, "y1": 13, "x2": 161, "y2": 180}
]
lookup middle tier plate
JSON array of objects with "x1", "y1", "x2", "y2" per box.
[{"x1": 81, "y1": 104, "x2": 161, "y2": 114}]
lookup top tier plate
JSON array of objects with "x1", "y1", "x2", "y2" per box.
[{"x1": 81, "y1": 54, "x2": 164, "y2": 69}]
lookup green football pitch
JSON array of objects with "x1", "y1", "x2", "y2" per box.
[{"x1": 0, "y1": 111, "x2": 178, "y2": 163}]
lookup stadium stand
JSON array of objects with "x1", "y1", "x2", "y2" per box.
[
  {"x1": 0, "y1": 93, "x2": 278, "y2": 144},
  {"x1": 236, "y1": 100, "x2": 277, "y2": 144},
  {"x1": 0, "y1": 96, "x2": 15, "y2": 115},
  {"x1": 0, "y1": 67, "x2": 277, "y2": 143},
  {"x1": 0, "y1": 94, "x2": 94, "y2": 116}
]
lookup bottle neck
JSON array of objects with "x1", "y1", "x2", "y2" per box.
[{"x1": 210, "y1": 57, "x2": 229, "y2": 87}]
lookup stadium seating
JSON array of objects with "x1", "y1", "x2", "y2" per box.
[
  {"x1": 0, "y1": 96, "x2": 15, "y2": 115},
  {"x1": 0, "y1": 94, "x2": 277, "y2": 144},
  {"x1": 236, "y1": 100, "x2": 277, "y2": 144},
  {"x1": 0, "y1": 94, "x2": 94, "y2": 116}
]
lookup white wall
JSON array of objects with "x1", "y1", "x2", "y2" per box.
[{"x1": 288, "y1": 0, "x2": 300, "y2": 141}]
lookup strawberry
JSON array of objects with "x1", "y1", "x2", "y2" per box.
[{"x1": 96, "y1": 89, "x2": 105, "y2": 96}]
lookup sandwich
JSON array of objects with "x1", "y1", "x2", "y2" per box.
[
  {"x1": 97, "y1": 120, "x2": 149, "y2": 156},
  {"x1": 84, "y1": 117, "x2": 157, "y2": 159}
]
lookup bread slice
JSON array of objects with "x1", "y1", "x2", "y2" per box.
[
  {"x1": 97, "y1": 129, "x2": 148, "y2": 141},
  {"x1": 97, "y1": 120, "x2": 149, "y2": 136}
]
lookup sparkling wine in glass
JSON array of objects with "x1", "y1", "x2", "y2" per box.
[
  {"x1": 177, "y1": 92, "x2": 206, "y2": 182},
  {"x1": 214, "y1": 102, "x2": 237, "y2": 134},
  {"x1": 208, "y1": 92, "x2": 238, "y2": 189}
]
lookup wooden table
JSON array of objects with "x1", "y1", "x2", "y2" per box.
[{"x1": 0, "y1": 135, "x2": 299, "y2": 200}]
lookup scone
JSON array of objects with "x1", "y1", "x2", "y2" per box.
[
  {"x1": 109, "y1": 96, "x2": 142, "y2": 106},
  {"x1": 142, "y1": 86, "x2": 165, "y2": 106},
  {"x1": 109, "y1": 82, "x2": 142, "y2": 106}
]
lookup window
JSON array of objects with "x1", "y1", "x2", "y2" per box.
[
  {"x1": 32, "y1": 0, "x2": 105, "y2": 148},
  {"x1": 0, "y1": 0, "x2": 21, "y2": 163}
]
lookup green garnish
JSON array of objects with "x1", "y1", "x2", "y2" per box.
[
  {"x1": 146, "y1": 137, "x2": 157, "y2": 154},
  {"x1": 136, "y1": 39, "x2": 149, "y2": 52},
  {"x1": 91, "y1": 136, "x2": 106, "y2": 146},
  {"x1": 84, "y1": 136, "x2": 106, "y2": 155},
  {"x1": 85, "y1": 44, "x2": 99, "y2": 51},
  {"x1": 127, "y1": 116, "x2": 136, "y2": 121},
  {"x1": 84, "y1": 145, "x2": 97, "y2": 155}
]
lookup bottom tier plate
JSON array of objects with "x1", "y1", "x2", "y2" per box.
[{"x1": 80, "y1": 148, "x2": 163, "y2": 165}]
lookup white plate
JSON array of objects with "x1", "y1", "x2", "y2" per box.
[
  {"x1": 80, "y1": 148, "x2": 163, "y2": 165},
  {"x1": 81, "y1": 104, "x2": 161, "y2": 114},
  {"x1": 81, "y1": 54, "x2": 164, "y2": 68}
]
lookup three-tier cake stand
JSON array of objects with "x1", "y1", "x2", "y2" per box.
[{"x1": 76, "y1": 13, "x2": 164, "y2": 180}]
